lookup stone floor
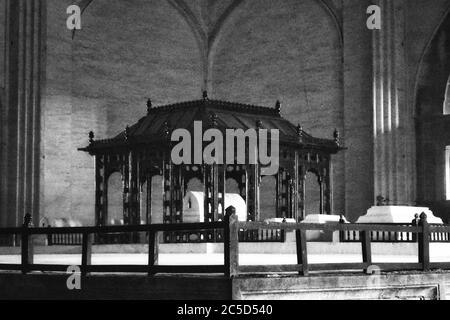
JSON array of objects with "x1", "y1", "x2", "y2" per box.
[
  {"x1": 2, "y1": 242, "x2": 450, "y2": 267},
  {"x1": 0, "y1": 251, "x2": 449, "y2": 266}
]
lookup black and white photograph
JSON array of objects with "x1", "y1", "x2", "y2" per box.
[{"x1": 0, "y1": 0, "x2": 450, "y2": 307}]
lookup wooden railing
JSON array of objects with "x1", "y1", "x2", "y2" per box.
[
  {"x1": 45, "y1": 228, "x2": 285, "y2": 246},
  {"x1": 0, "y1": 212, "x2": 448, "y2": 276},
  {"x1": 340, "y1": 223, "x2": 450, "y2": 243},
  {"x1": 0, "y1": 222, "x2": 225, "y2": 275}
]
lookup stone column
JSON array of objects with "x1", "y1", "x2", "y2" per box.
[
  {"x1": 372, "y1": 0, "x2": 415, "y2": 206},
  {"x1": 0, "y1": 0, "x2": 45, "y2": 227}
]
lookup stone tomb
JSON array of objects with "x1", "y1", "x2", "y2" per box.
[
  {"x1": 357, "y1": 206, "x2": 443, "y2": 224},
  {"x1": 355, "y1": 206, "x2": 443, "y2": 242},
  {"x1": 183, "y1": 191, "x2": 247, "y2": 223}
]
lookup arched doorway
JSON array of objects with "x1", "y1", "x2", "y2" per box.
[
  {"x1": 444, "y1": 77, "x2": 450, "y2": 115},
  {"x1": 416, "y1": 12, "x2": 450, "y2": 221}
]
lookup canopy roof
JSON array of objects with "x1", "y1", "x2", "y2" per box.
[{"x1": 80, "y1": 98, "x2": 342, "y2": 154}]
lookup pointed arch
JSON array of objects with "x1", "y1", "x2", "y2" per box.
[{"x1": 414, "y1": 4, "x2": 450, "y2": 115}]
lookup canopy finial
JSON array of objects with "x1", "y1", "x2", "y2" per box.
[
  {"x1": 256, "y1": 120, "x2": 263, "y2": 129},
  {"x1": 334, "y1": 128, "x2": 340, "y2": 146},
  {"x1": 210, "y1": 113, "x2": 218, "y2": 127},
  {"x1": 146, "y1": 98, "x2": 152, "y2": 114},
  {"x1": 296, "y1": 124, "x2": 303, "y2": 137},
  {"x1": 163, "y1": 120, "x2": 171, "y2": 137},
  {"x1": 88, "y1": 131, "x2": 94, "y2": 144},
  {"x1": 275, "y1": 100, "x2": 281, "y2": 113}
]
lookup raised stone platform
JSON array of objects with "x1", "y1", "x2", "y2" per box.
[
  {"x1": 1, "y1": 270, "x2": 450, "y2": 300},
  {"x1": 233, "y1": 271, "x2": 450, "y2": 300},
  {"x1": 356, "y1": 206, "x2": 443, "y2": 224}
]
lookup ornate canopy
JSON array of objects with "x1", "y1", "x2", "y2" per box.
[{"x1": 79, "y1": 96, "x2": 344, "y2": 243}]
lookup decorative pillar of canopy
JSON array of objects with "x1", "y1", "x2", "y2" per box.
[
  {"x1": 174, "y1": 165, "x2": 184, "y2": 222},
  {"x1": 318, "y1": 175, "x2": 324, "y2": 215},
  {"x1": 122, "y1": 127, "x2": 140, "y2": 225},
  {"x1": 203, "y1": 114, "x2": 219, "y2": 224},
  {"x1": 212, "y1": 165, "x2": 219, "y2": 220},
  {"x1": 294, "y1": 151, "x2": 300, "y2": 221},
  {"x1": 95, "y1": 153, "x2": 107, "y2": 226},
  {"x1": 324, "y1": 157, "x2": 332, "y2": 216},
  {"x1": 298, "y1": 168, "x2": 306, "y2": 220},
  {"x1": 211, "y1": 114, "x2": 220, "y2": 223},
  {"x1": 288, "y1": 177, "x2": 294, "y2": 218},
  {"x1": 246, "y1": 164, "x2": 259, "y2": 222},
  {"x1": 128, "y1": 149, "x2": 140, "y2": 225},
  {"x1": 296, "y1": 125, "x2": 305, "y2": 220},
  {"x1": 169, "y1": 164, "x2": 184, "y2": 242},
  {"x1": 219, "y1": 166, "x2": 226, "y2": 220},
  {"x1": 162, "y1": 121, "x2": 187, "y2": 241},
  {"x1": 122, "y1": 152, "x2": 130, "y2": 225},
  {"x1": 162, "y1": 155, "x2": 172, "y2": 242},
  {"x1": 202, "y1": 164, "x2": 216, "y2": 241},
  {"x1": 278, "y1": 162, "x2": 295, "y2": 219},
  {"x1": 144, "y1": 171, "x2": 152, "y2": 224},
  {"x1": 276, "y1": 170, "x2": 282, "y2": 218}
]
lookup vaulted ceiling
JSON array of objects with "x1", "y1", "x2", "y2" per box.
[{"x1": 75, "y1": 0, "x2": 342, "y2": 91}]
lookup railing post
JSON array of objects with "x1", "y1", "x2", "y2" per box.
[
  {"x1": 418, "y1": 212, "x2": 430, "y2": 271},
  {"x1": 47, "y1": 225, "x2": 52, "y2": 246},
  {"x1": 148, "y1": 230, "x2": 159, "y2": 276},
  {"x1": 224, "y1": 206, "x2": 239, "y2": 278},
  {"x1": 81, "y1": 232, "x2": 93, "y2": 276},
  {"x1": 411, "y1": 213, "x2": 419, "y2": 242},
  {"x1": 339, "y1": 214, "x2": 345, "y2": 242},
  {"x1": 361, "y1": 229, "x2": 372, "y2": 271},
  {"x1": 21, "y1": 213, "x2": 34, "y2": 274},
  {"x1": 295, "y1": 228, "x2": 308, "y2": 276}
]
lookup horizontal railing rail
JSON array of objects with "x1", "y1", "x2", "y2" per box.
[
  {"x1": 0, "y1": 211, "x2": 446, "y2": 277},
  {"x1": 0, "y1": 222, "x2": 227, "y2": 276},
  {"x1": 0, "y1": 222, "x2": 225, "y2": 235},
  {"x1": 340, "y1": 222, "x2": 450, "y2": 243}
]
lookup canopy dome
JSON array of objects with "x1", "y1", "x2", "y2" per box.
[{"x1": 80, "y1": 98, "x2": 342, "y2": 154}]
